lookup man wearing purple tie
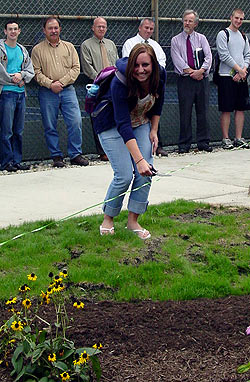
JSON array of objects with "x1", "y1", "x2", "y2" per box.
[{"x1": 171, "y1": 10, "x2": 212, "y2": 154}]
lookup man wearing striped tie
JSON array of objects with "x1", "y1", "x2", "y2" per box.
[
  {"x1": 81, "y1": 18, "x2": 118, "y2": 161},
  {"x1": 122, "y1": 18, "x2": 168, "y2": 157}
]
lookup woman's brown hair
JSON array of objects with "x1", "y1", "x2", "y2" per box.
[{"x1": 126, "y1": 43, "x2": 160, "y2": 98}]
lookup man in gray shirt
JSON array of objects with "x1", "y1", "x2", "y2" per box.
[
  {"x1": 80, "y1": 17, "x2": 118, "y2": 161},
  {"x1": 171, "y1": 10, "x2": 212, "y2": 154},
  {"x1": 216, "y1": 8, "x2": 250, "y2": 149}
]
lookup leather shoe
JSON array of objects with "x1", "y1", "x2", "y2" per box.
[
  {"x1": 156, "y1": 147, "x2": 168, "y2": 157},
  {"x1": 4, "y1": 164, "x2": 17, "y2": 172},
  {"x1": 178, "y1": 147, "x2": 190, "y2": 154},
  {"x1": 70, "y1": 155, "x2": 89, "y2": 166},
  {"x1": 198, "y1": 144, "x2": 213, "y2": 152},
  {"x1": 100, "y1": 154, "x2": 109, "y2": 161},
  {"x1": 14, "y1": 163, "x2": 30, "y2": 171},
  {"x1": 52, "y1": 156, "x2": 65, "y2": 168}
]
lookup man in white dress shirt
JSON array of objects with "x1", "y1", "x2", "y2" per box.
[{"x1": 122, "y1": 18, "x2": 168, "y2": 156}]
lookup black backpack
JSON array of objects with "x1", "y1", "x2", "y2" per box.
[{"x1": 213, "y1": 29, "x2": 246, "y2": 85}]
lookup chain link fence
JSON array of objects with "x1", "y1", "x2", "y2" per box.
[{"x1": 0, "y1": 1, "x2": 250, "y2": 160}]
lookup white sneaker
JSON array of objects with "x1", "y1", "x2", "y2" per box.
[
  {"x1": 234, "y1": 138, "x2": 250, "y2": 149},
  {"x1": 222, "y1": 138, "x2": 234, "y2": 149}
]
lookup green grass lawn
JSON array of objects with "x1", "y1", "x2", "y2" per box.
[{"x1": 0, "y1": 200, "x2": 249, "y2": 302}]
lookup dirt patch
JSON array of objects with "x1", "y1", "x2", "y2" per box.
[{"x1": 1, "y1": 296, "x2": 250, "y2": 381}]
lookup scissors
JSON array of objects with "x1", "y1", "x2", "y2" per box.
[{"x1": 150, "y1": 165, "x2": 171, "y2": 177}]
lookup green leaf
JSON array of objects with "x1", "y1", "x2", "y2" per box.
[
  {"x1": 12, "y1": 345, "x2": 24, "y2": 363},
  {"x1": 91, "y1": 355, "x2": 102, "y2": 381},
  {"x1": 23, "y1": 339, "x2": 31, "y2": 354},
  {"x1": 12, "y1": 354, "x2": 23, "y2": 374},
  {"x1": 6, "y1": 316, "x2": 16, "y2": 328},
  {"x1": 38, "y1": 377, "x2": 48, "y2": 382},
  {"x1": 238, "y1": 362, "x2": 250, "y2": 373},
  {"x1": 58, "y1": 349, "x2": 75, "y2": 360},
  {"x1": 53, "y1": 360, "x2": 68, "y2": 371},
  {"x1": 23, "y1": 325, "x2": 32, "y2": 334},
  {"x1": 31, "y1": 347, "x2": 45, "y2": 364},
  {"x1": 38, "y1": 330, "x2": 47, "y2": 344},
  {"x1": 76, "y1": 347, "x2": 101, "y2": 356},
  {"x1": 79, "y1": 374, "x2": 89, "y2": 381},
  {"x1": 13, "y1": 366, "x2": 26, "y2": 382}
]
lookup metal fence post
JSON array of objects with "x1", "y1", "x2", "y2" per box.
[{"x1": 151, "y1": 0, "x2": 159, "y2": 42}]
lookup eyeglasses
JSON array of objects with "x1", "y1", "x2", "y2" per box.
[{"x1": 96, "y1": 26, "x2": 107, "y2": 29}]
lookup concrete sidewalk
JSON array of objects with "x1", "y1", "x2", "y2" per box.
[{"x1": 0, "y1": 149, "x2": 249, "y2": 228}]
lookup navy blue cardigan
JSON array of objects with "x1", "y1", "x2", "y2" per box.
[{"x1": 92, "y1": 57, "x2": 166, "y2": 143}]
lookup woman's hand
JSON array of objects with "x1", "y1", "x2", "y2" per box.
[
  {"x1": 136, "y1": 158, "x2": 152, "y2": 176},
  {"x1": 150, "y1": 129, "x2": 158, "y2": 155}
]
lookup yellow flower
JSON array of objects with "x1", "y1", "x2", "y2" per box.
[
  {"x1": 48, "y1": 353, "x2": 56, "y2": 362},
  {"x1": 40, "y1": 291, "x2": 50, "y2": 305},
  {"x1": 73, "y1": 301, "x2": 84, "y2": 309},
  {"x1": 73, "y1": 357, "x2": 81, "y2": 366},
  {"x1": 11, "y1": 321, "x2": 23, "y2": 331},
  {"x1": 27, "y1": 273, "x2": 37, "y2": 281},
  {"x1": 80, "y1": 351, "x2": 89, "y2": 364},
  {"x1": 19, "y1": 284, "x2": 30, "y2": 293},
  {"x1": 59, "y1": 270, "x2": 68, "y2": 278},
  {"x1": 60, "y1": 371, "x2": 70, "y2": 381},
  {"x1": 47, "y1": 287, "x2": 53, "y2": 295},
  {"x1": 8, "y1": 339, "x2": 16, "y2": 344},
  {"x1": 53, "y1": 283, "x2": 64, "y2": 293},
  {"x1": 54, "y1": 275, "x2": 63, "y2": 283},
  {"x1": 6, "y1": 297, "x2": 17, "y2": 305},
  {"x1": 22, "y1": 299, "x2": 32, "y2": 309},
  {"x1": 93, "y1": 342, "x2": 103, "y2": 349}
]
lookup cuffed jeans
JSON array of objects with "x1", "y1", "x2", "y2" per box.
[
  {"x1": 98, "y1": 122, "x2": 153, "y2": 217},
  {"x1": 38, "y1": 86, "x2": 83, "y2": 159},
  {"x1": 0, "y1": 91, "x2": 25, "y2": 169}
]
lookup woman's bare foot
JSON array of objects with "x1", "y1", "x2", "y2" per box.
[
  {"x1": 100, "y1": 215, "x2": 114, "y2": 236},
  {"x1": 127, "y1": 212, "x2": 151, "y2": 240}
]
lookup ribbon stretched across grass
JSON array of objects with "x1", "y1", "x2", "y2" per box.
[{"x1": 0, "y1": 155, "x2": 214, "y2": 247}]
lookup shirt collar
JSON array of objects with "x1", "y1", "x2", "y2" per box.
[
  {"x1": 137, "y1": 33, "x2": 151, "y2": 43},
  {"x1": 45, "y1": 38, "x2": 61, "y2": 47},
  {"x1": 182, "y1": 30, "x2": 195, "y2": 40},
  {"x1": 93, "y1": 35, "x2": 105, "y2": 43}
]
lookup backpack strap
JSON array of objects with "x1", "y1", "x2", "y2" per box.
[
  {"x1": 240, "y1": 31, "x2": 247, "y2": 42},
  {"x1": 224, "y1": 28, "x2": 230, "y2": 43},
  {"x1": 115, "y1": 70, "x2": 126, "y2": 85},
  {"x1": 224, "y1": 28, "x2": 246, "y2": 43}
]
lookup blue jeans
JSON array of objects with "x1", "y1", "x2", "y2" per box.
[
  {"x1": 0, "y1": 91, "x2": 25, "y2": 169},
  {"x1": 38, "y1": 86, "x2": 82, "y2": 159},
  {"x1": 98, "y1": 122, "x2": 153, "y2": 217}
]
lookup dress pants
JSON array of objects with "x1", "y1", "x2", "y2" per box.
[{"x1": 177, "y1": 76, "x2": 210, "y2": 150}]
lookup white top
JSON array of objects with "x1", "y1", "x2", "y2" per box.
[{"x1": 122, "y1": 33, "x2": 166, "y2": 68}]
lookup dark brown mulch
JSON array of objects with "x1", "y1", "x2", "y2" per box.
[{"x1": 1, "y1": 295, "x2": 250, "y2": 381}]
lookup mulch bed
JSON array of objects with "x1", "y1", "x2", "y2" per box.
[{"x1": 1, "y1": 295, "x2": 250, "y2": 381}]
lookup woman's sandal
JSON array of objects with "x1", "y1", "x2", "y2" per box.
[
  {"x1": 128, "y1": 228, "x2": 151, "y2": 240},
  {"x1": 99, "y1": 225, "x2": 115, "y2": 236}
]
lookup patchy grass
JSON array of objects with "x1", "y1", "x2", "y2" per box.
[{"x1": 0, "y1": 200, "x2": 249, "y2": 301}]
